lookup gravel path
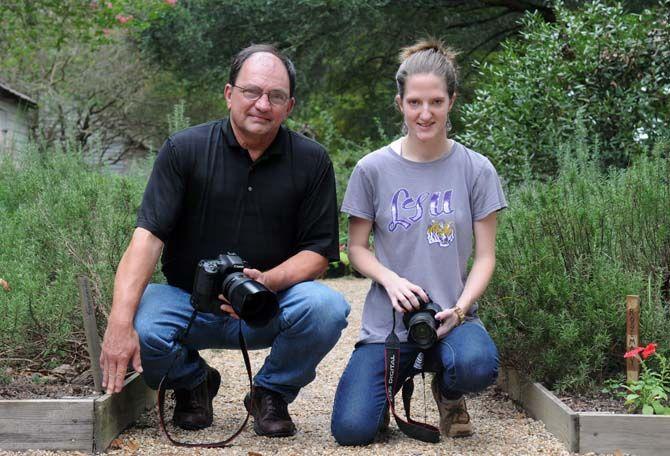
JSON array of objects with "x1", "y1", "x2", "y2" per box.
[{"x1": 2, "y1": 278, "x2": 585, "y2": 455}]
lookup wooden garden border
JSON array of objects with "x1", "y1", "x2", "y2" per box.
[
  {"x1": 498, "y1": 368, "x2": 670, "y2": 456},
  {"x1": 0, "y1": 372, "x2": 156, "y2": 453}
]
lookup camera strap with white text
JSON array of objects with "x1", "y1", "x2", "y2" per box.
[
  {"x1": 384, "y1": 310, "x2": 440, "y2": 443},
  {"x1": 157, "y1": 310, "x2": 253, "y2": 447}
]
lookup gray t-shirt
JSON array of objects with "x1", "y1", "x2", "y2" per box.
[{"x1": 341, "y1": 139, "x2": 507, "y2": 344}]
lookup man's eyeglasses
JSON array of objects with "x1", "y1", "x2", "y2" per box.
[{"x1": 232, "y1": 84, "x2": 290, "y2": 106}]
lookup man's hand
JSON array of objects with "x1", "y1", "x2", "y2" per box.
[
  {"x1": 217, "y1": 267, "x2": 274, "y2": 318},
  {"x1": 217, "y1": 293, "x2": 240, "y2": 319},
  {"x1": 243, "y1": 267, "x2": 274, "y2": 290},
  {"x1": 100, "y1": 321, "x2": 142, "y2": 394}
]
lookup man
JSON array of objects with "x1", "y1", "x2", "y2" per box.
[{"x1": 99, "y1": 44, "x2": 350, "y2": 438}]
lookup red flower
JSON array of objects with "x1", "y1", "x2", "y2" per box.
[
  {"x1": 641, "y1": 343, "x2": 657, "y2": 359},
  {"x1": 624, "y1": 346, "x2": 644, "y2": 359},
  {"x1": 165, "y1": 0, "x2": 178, "y2": 5}
]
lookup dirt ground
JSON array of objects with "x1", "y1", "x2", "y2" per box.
[{"x1": 0, "y1": 277, "x2": 621, "y2": 455}]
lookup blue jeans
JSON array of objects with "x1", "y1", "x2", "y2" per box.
[
  {"x1": 331, "y1": 321, "x2": 499, "y2": 445},
  {"x1": 134, "y1": 281, "x2": 350, "y2": 403}
]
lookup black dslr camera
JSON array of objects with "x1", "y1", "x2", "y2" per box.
[
  {"x1": 190, "y1": 253, "x2": 279, "y2": 327},
  {"x1": 403, "y1": 296, "x2": 442, "y2": 349}
]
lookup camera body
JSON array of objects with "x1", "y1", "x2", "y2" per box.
[
  {"x1": 190, "y1": 253, "x2": 279, "y2": 327},
  {"x1": 403, "y1": 297, "x2": 442, "y2": 350}
]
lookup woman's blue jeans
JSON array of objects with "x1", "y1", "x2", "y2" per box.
[
  {"x1": 331, "y1": 321, "x2": 499, "y2": 445},
  {"x1": 134, "y1": 281, "x2": 350, "y2": 403}
]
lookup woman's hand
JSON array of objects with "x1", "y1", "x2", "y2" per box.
[
  {"x1": 435, "y1": 307, "x2": 461, "y2": 339},
  {"x1": 380, "y1": 271, "x2": 430, "y2": 313}
]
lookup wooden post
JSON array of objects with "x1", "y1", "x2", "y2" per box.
[
  {"x1": 626, "y1": 295, "x2": 640, "y2": 383},
  {"x1": 78, "y1": 276, "x2": 103, "y2": 392}
]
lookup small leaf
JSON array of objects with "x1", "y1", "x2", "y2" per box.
[
  {"x1": 652, "y1": 401, "x2": 665, "y2": 415},
  {"x1": 625, "y1": 393, "x2": 639, "y2": 401},
  {"x1": 642, "y1": 404, "x2": 654, "y2": 415}
]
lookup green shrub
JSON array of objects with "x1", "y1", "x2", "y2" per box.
[
  {"x1": 480, "y1": 135, "x2": 670, "y2": 392},
  {"x1": 459, "y1": 0, "x2": 670, "y2": 184},
  {"x1": 0, "y1": 142, "x2": 154, "y2": 369}
]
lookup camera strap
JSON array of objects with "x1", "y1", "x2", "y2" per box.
[
  {"x1": 157, "y1": 311, "x2": 253, "y2": 447},
  {"x1": 384, "y1": 311, "x2": 440, "y2": 443}
]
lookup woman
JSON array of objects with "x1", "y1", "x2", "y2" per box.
[{"x1": 331, "y1": 39, "x2": 507, "y2": 446}]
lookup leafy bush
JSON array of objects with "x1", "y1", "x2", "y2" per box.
[
  {"x1": 0, "y1": 142, "x2": 152, "y2": 369},
  {"x1": 459, "y1": 0, "x2": 670, "y2": 184},
  {"x1": 480, "y1": 134, "x2": 670, "y2": 392}
]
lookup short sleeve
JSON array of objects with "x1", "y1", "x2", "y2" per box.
[
  {"x1": 471, "y1": 159, "x2": 507, "y2": 221},
  {"x1": 294, "y1": 153, "x2": 340, "y2": 262},
  {"x1": 341, "y1": 163, "x2": 375, "y2": 221},
  {"x1": 136, "y1": 138, "x2": 187, "y2": 241}
]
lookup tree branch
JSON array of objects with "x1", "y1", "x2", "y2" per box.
[{"x1": 479, "y1": 0, "x2": 556, "y2": 22}]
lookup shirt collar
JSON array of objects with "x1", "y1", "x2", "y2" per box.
[{"x1": 222, "y1": 118, "x2": 286, "y2": 158}]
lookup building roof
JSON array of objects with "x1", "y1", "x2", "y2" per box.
[{"x1": 0, "y1": 81, "x2": 37, "y2": 107}]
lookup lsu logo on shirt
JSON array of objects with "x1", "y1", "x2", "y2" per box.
[{"x1": 388, "y1": 188, "x2": 456, "y2": 248}]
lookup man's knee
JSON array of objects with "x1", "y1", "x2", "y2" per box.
[
  {"x1": 313, "y1": 285, "x2": 350, "y2": 328},
  {"x1": 134, "y1": 284, "x2": 178, "y2": 355},
  {"x1": 285, "y1": 282, "x2": 350, "y2": 331}
]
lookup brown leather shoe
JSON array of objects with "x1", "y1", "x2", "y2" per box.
[
  {"x1": 173, "y1": 366, "x2": 221, "y2": 430},
  {"x1": 244, "y1": 386, "x2": 296, "y2": 437}
]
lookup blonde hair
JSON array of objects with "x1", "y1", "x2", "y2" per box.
[{"x1": 396, "y1": 38, "x2": 459, "y2": 99}]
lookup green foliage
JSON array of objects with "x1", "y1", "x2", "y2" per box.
[
  {"x1": 0, "y1": 1, "x2": 207, "y2": 158},
  {"x1": 480, "y1": 135, "x2": 670, "y2": 392},
  {"x1": 167, "y1": 100, "x2": 191, "y2": 134},
  {"x1": 606, "y1": 344, "x2": 670, "y2": 414},
  {"x1": 460, "y1": 1, "x2": 670, "y2": 184},
  {"x1": 138, "y1": 0, "x2": 556, "y2": 142},
  {"x1": 0, "y1": 142, "x2": 153, "y2": 368},
  {"x1": 0, "y1": 369, "x2": 10, "y2": 386}
]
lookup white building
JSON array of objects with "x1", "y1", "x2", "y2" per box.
[{"x1": 0, "y1": 81, "x2": 37, "y2": 155}]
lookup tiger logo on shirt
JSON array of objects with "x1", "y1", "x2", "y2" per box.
[{"x1": 426, "y1": 219, "x2": 455, "y2": 247}]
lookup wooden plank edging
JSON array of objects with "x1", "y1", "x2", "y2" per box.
[
  {"x1": 579, "y1": 412, "x2": 670, "y2": 456},
  {"x1": 0, "y1": 372, "x2": 156, "y2": 453},
  {"x1": 499, "y1": 367, "x2": 670, "y2": 455},
  {"x1": 497, "y1": 368, "x2": 579, "y2": 452},
  {"x1": 0, "y1": 399, "x2": 94, "y2": 451},
  {"x1": 94, "y1": 372, "x2": 157, "y2": 452}
]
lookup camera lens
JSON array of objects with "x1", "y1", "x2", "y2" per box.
[
  {"x1": 221, "y1": 272, "x2": 279, "y2": 327},
  {"x1": 407, "y1": 313, "x2": 438, "y2": 349},
  {"x1": 402, "y1": 297, "x2": 441, "y2": 350}
]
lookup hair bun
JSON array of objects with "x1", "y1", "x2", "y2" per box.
[{"x1": 399, "y1": 38, "x2": 458, "y2": 63}]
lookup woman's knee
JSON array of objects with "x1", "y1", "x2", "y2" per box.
[
  {"x1": 331, "y1": 413, "x2": 378, "y2": 446},
  {"x1": 454, "y1": 345, "x2": 499, "y2": 392}
]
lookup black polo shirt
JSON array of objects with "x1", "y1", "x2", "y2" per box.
[{"x1": 136, "y1": 118, "x2": 339, "y2": 292}]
